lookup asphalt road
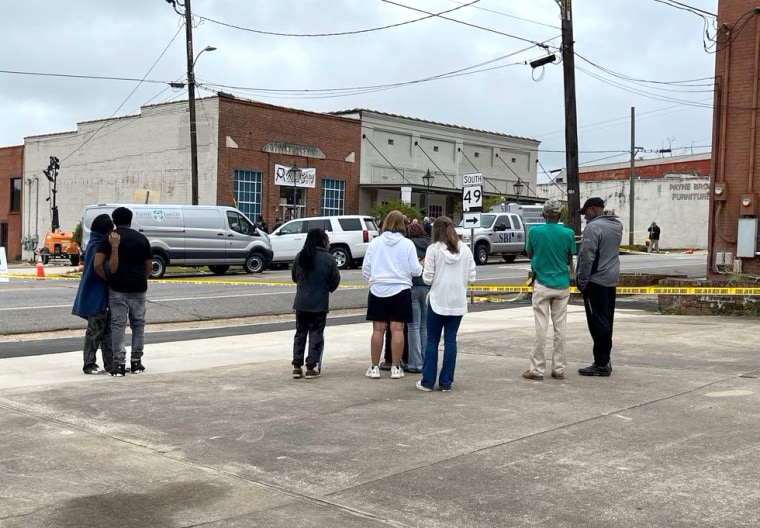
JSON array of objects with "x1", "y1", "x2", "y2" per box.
[{"x1": 0, "y1": 253, "x2": 706, "y2": 337}]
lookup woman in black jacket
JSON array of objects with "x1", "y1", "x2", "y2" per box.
[{"x1": 291, "y1": 228, "x2": 341, "y2": 379}]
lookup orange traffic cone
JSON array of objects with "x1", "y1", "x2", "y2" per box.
[
  {"x1": 685, "y1": 248, "x2": 693, "y2": 254},
  {"x1": 36, "y1": 255, "x2": 45, "y2": 279}
]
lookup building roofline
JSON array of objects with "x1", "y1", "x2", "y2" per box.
[
  {"x1": 580, "y1": 152, "x2": 711, "y2": 172},
  {"x1": 330, "y1": 108, "x2": 539, "y2": 144},
  {"x1": 216, "y1": 93, "x2": 359, "y2": 125}
]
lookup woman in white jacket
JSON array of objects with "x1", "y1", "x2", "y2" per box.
[{"x1": 416, "y1": 216, "x2": 476, "y2": 392}]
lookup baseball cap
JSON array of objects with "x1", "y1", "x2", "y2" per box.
[
  {"x1": 542, "y1": 199, "x2": 562, "y2": 214},
  {"x1": 580, "y1": 197, "x2": 605, "y2": 214}
]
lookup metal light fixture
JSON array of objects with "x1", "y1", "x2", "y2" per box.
[
  {"x1": 513, "y1": 179, "x2": 524, "y2": 204},
  {"x1": 287, "y1": 164, "x2": 302, "y2": 220},
  {"x1": 422, "y1": 169, "x2": 434, "y2": 217}
]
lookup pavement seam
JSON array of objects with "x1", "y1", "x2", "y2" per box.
[
  {"x1": 0, "y1": 397, "x2": 412, "y2": 528},
  {"x1": 322, "y1": 375, "x2": 735, "y2": 498}
]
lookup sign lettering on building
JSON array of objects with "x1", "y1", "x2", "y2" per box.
[
  {"x1": 669, "y1": 182, "x2": 709, "y2": 201},
  {"x1": 274, "y1": 164, "x2": 316, "y2": 188}
]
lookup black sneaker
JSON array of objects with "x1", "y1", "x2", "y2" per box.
[
  {"x1": 305, "y1": 368, "x2": 321, "y2": 379},
  {"x1": 83, "y1": 365, "x2": 101, "y2": 375},
  {"x1": 130, "y1": 361, "x2": 146, "y2": 374},
  {"x1": 109, "y1": 364, "x2": 126, "y2": 377},
  {"x1": 578, "y1": 364, "x2": 611, "y2": 377},
  {"x1": 292, "y1": 367, "x2": 303, "y2": 379}
]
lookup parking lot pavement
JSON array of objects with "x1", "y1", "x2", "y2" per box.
[{"x1": 1, "y1": 306, "x2": 759, "y2": 527}]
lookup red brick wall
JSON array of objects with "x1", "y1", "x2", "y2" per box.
[
  {"x1": 581, "y1": 158, "x2": 711, "y2": 182},
  {"x1": 0, "y1": 145, "x2": 23, "y2": 261},
  {"x1": 711, "y1": 0, "x2": 760, "y2": 277},
  {"x1": 216, "y1": 96, "x2": 361, "y2": 228}
]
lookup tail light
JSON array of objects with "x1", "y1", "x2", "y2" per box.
[{"x1": 363, "y1": 230, "x2": 369, "y2": 243}]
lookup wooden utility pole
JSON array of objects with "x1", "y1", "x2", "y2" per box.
[
  {"x1": 559, "y1": 0, "x2": 581, "y2": 235},
  {"x1": 183, "y1": 0, "x2": 199, "y2": 205},
  {"x1": 629, "y1": 106, "x2": 636, "y2": 246}
]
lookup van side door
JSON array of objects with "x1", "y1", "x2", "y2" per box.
[{"x1": 182, "y1": 207, "x2": 225, "y2": 265}]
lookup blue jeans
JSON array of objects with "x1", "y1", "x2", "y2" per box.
[
  {"x1": 109, "y1": 290, "x2": 147, "y2": 366},
  {"x1": 407, "y1": 285, "x2": 429, "y2": 370},
  {"x1": 420, "y1": 307, "x2": 463, "y2": 390}
]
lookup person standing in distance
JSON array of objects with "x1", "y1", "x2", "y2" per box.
[
  {"x1": 647, "y1": 222, "x2": 661, "y2": 253},
  {"x1": 521, "y1": 199, "x2": 576, "y2": 381},
  {"x1": 575, "y1": 197, "x2": 623, "y2": 377},
  {"x1": 362, "y1": 210, "x2": 422, "y2": 380},
  {"x1": 290, "y1": 228, "x2": 340, "y2": 379},
  {"x1": 95, "y1": 207, "x2": 152, "y2": 377},
  {"x1": 416, "y1": 216, "x2": 476, "y2": 392}
]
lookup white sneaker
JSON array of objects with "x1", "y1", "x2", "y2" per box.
[
  {"x1": 365, "y1": 365, "x2": 381, "y2": 379},
  {"x1": 416, "y1": 380, "x2": 433, "y2": 392},
  {"x1": 390, "y1": 365, "x2": 404, "y2": 379}
]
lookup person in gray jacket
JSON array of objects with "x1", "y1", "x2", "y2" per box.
[
  {"x1": 575, "y1": 197, "x2": 623, "y2": 377},
  {"x1": 291, "y1": 228, "x2": 341, "y2": 379}
]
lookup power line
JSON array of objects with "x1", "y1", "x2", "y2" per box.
[
  {"x1": 440, "y1": 0, "x2": 559, "y2": 29},
  {"x1": 651, "y1": 0, "x2": 716, "y2": 18},
  {"x1": 196, "y1": 0, "x2": 479, "y2": 37},
  {"x1": 378, "y1": 0, "x2": 553, "y2": 48},
  {"x1": 574, "y1": 53, "x2": 714, "y2": 88},
  {"x1": 0, "y1": 69, "x2": 170, "y2": 84}
]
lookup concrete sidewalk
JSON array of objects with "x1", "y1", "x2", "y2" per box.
[{"x1": 1, "y1": 305, "x2": 759, "y2": 527}]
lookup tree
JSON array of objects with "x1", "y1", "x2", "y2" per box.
[
  {"x1": 369, "y1": 200, "x2": 422, "y2": 226},
  {"x1": 71, "y1": 220, "x2": 83, "y2": 247}
]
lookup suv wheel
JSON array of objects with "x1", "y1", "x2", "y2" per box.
[
  {"x1": 475, "y1": 243, "x2": 489, "y2": 266},
  {"x1": 502, "y1": 254, "x2": 517, "y2": 263},
  {"x1": 330, "y1": 246, "x2": 352, "y2": 270},
  {"x1": 244, "y1": 253, "x2": 265, "y2": 274},
  {"x1": 151, "y1": 254, "x2": 167, "y2": 279}
]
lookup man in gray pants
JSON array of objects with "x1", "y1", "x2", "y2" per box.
[{"x1": 95, "y1": 207, "x2": 152, "y2": 377}]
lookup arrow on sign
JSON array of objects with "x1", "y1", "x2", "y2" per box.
[{"x1": 465, "y1": 217, "x2": 479, "y2": 225}]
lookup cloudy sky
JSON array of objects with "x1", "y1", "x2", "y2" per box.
[{"x1": 1, "y1": 0, "x2": 717, "y2": 179}]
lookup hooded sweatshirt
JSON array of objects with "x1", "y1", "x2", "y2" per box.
[
  {"x1": 410, "y1": 235, "x2": 431, "y2": 287},
  {"x1": 423, "y1": 240, "x2": 477, "y2": 316},
  {"x1": 362, "y1": 231, "x2": 423, "y2": 297},
  {"x1": 576, "y1": 214, "x2": 623, "y2": 290}
]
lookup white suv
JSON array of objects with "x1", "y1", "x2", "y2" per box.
[{"x1": 269, "y1": 215, "x2": 379, "y2": 269}]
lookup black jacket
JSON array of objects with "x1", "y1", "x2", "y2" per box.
[
  {"x1": 410, "y1": 235, "x2": 431, "y2": 287},
  {"x1": 291, "y1": 247, "x2": 341, "y2": 312}
]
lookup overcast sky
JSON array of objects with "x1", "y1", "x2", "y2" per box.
[{"x1": 1, "y1": 0, "x2": 718, "y2": 179}]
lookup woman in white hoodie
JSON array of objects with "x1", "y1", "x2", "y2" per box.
[
  {"x1": 362, "y1": 210, "x2": 423, "y2": 380},
  {"x1": 416, "y1": 216, "x2": 476, "y2": 392}
]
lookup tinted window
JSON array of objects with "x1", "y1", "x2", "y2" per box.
[
  {"x1": 364, "y1": 218, "x2": 379, "y2": 231},
  {"x1": 306, "y1": 219, "x2": 330, "y2": 232},
  {"x1": 496, "y1": 215, "x2": 513, "y2": 230},
  {"x1": 479, "y1": 214, "x2": 496, "y2": 228},
  {"x1": 226, "y1": 211, "x2": 253, "y2": 235},
  {"x1": 338, "y1": 218, "x2": 362, "y2": 231},
  {"x1": 280, "y1": 221, "x2": 304, "y2": 235}
]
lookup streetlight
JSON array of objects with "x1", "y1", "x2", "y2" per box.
[
  {"x1": 287, "y1": 164, "x2": 302, "y2": 220},
  {"x1": 513, "y1": 179, "x2": 524, "y2": 205},
  {"x1": 422, "y1": 169, "x2": 434, "y2": 217},
  {"x1": 186, "y1": 44, "x2": 216, "y2": 206}
]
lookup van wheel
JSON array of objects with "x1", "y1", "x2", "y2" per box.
[
  {"x1": 502, "y1": 254, "x2": 517, "y2": 263},
  {"x1": 151, "y1": 255, "x2": 167, "y2": 279},
  {"x1": 208, "y1": 265, "x2": 229, "y2": 275},
  {"x1": 330, "y1": 246, "x2": 352, "y2": 270},
  {"x1": 245, "y1": 253, "x2": 265, "y2": 274},
  {"x1": 475, "y1": 244, "x2": 489, "y2": 266}
]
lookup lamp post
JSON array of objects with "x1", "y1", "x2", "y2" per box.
[
  {"x1": 287, "y1": 164, "x2": 302, "y2": 220},
  {"x1": 513, "y1": 179, "x2": 524, "y2": 205},
  {"x1": 187, "y1": 44, "x2": 216, "y2": 205},
  {"x1": 43, "y1": 156, "x2": 60, "y2": 232},
  {"x1": 422, "y1": 169, "x2": 434, "y2": 217}
]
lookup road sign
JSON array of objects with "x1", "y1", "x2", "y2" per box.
[
  {"x1": 462, "y1": 212, "x2": 481, "y2": 229},
  {"x1": 462, "y1": 185, "x2": 482, "y2": 212},
  {"x1": 462, "y1": 172, "x2": 483, "y2": 186}
]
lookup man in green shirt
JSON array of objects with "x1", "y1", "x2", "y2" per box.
[{"x1": 522, "y1": 199, "x2": 577, "y2": 381}]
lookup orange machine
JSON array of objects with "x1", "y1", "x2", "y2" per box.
[{"x1": 38, "y1": 230, "x2": 80, "y2": 266}]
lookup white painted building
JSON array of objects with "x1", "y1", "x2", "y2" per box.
[
  {"x1": 332, "y1": 109, "x2": 540, "y2": 219},
  {"x1": 23, "y1": 99, "x2": 219, "y2": 259},
  {"x1": 538, "y1": 153, "x2": 711, "y2": 249}
]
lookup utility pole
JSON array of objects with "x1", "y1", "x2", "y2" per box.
[
  {"x1": 43, "y1": 156, "x2": 60, "y2": 232},
  {"x1": 629, "y1": 107, "x2": 635, "y2": 246},
  {"x1": 558, "y1": 0, "x2": 581, "y2": 235}
]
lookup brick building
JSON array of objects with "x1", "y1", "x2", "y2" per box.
[
  {"x1": 0, "y1": 145, "x2": 23, "y2": 261},
  {"x1": 711, "y1": 0, "x2": 760, "y2": 276}
]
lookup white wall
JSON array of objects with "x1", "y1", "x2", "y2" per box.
[
  {"x1": 22, "y1": 98, "x2": 219, "y2": 259},
  {"x1": 538, "y1": 176, "x2": 709, "y2": 249}
]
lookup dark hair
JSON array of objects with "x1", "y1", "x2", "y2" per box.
[
  {"x1": 407, "y1": 222, "x2": 426, "y2": 238},
  {"x1": 296, "y1": 228, "x2": 329, "y2": 274},
  {"x1": 91, "y1": 214, "x2": 114, "y2": 235},
  {"x1": 431, "y1": 216, "x2": 459, "y2": 254},
  {"x1": 112, "y1": 207, "x2": 133, "y2": 227}
]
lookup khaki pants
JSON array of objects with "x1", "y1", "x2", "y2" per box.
[{"x1": 529, "y1": 281, "x2": 570, "y2": 376}]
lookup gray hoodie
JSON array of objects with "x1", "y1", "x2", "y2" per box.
[{"x1": 576, "y1": 215, "x2": 623, "y2": 289}]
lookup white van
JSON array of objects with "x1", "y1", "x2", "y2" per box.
[{"x1": 82, "y1": 204, "x2": 273, "y2": 278}]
